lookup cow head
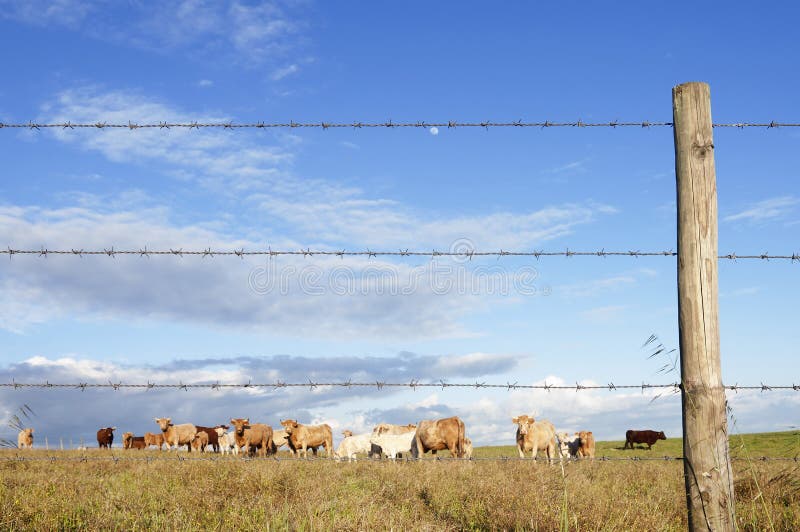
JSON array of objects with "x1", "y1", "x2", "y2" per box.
[
  {"x1": 214, "y1": 426, "x2": 228, "y2": 437},
  {"x1": 154, "y1": 418, "x2": 171, "y2": 432},
  {"x1": 230, "y1": 418, "x2": 249, "y2": 435},
  {"x1": 280, "y1": 419, "x2": 299, "y2": 435},
  {"x1": 658, "y1": 431, "x2": 666, "y2": 440},
  {"x1": 23, "y1": 428, "x2": 33, "y2": 437},
  {"x1": 512, "y1": 415, "x2": 535, "y2": 435},
  {"x1": 122, "y1": 432, "x2": 134, "y2": 447},
  {"x1": 342, "y1": 430, "x2": 353, "y2": 438}
]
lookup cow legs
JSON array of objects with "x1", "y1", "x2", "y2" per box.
[{"x1": 517, "y1": 445, "x2": 525, "y2": 459}]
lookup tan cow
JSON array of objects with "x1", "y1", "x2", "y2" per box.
[
  {"x1": 17, "y1": 428, "x2": 34, "y2": 449},
  {"x1": 341, "y1": 430, "x2": 354, "y2": 438},
  {"x1": 372, "y1": 423, "x2": 416, "y2": 436},
  {"x1": 229, "y1": 418, "x2": 273, "y2": 458},
  {"x1": 155, "y1": 418, "x2": 197, "y2": 452},
  {"x1": 577, "y1": 430, "x2": 596, "y2": 460},
  {"x1": 191, "y1": 431, "x2": 209, "y2": 452},
  {"x1": 410, "y1": 416, "x2": 466, "y2": 459},
  {"x1": 464, "y1": 437, "x2": 474, "y2": 459},
  {"x1": 122, "y1": 432, "x2": 146, "y2": 450},
  {"x1": 280, "y1": 419, "x2": 333, "y2": 459},
  {"x1": 513, "y1": 415, "x2": 558, "y2": 463},
  {"x1": 144, "y1": 431, "x2": 165, "y2": 450},
  {"x1": 272, "y1": 428, "x2": 291, "y2": 454}
]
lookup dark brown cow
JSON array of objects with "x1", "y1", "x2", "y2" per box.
[
  {"x1": 97, "y1": 427, "x2": 116, "y2": 448},
  {"x1": 624, "y1": 429, "x2": 666, "y2": 450},
  {"x1": 410, "y1": 416, "x2": 466, "y2": 459},
  {"x1": 194, "y1": 425, "x2": 221, "y2": 453}
]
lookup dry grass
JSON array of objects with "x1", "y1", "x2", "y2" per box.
[{"x1": 1, "y1": 448, "x2": 798, "y2": 530}]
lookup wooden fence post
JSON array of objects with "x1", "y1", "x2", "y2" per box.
[{"x1": 673, "y1": 81, "x2": 736, "y2": 531}]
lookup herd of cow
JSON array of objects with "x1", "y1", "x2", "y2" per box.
[{"x1": 15, "y1": 416, "x2": 668, "y2": 461}]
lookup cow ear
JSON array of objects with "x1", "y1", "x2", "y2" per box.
[
  {"x1": 30, "y1": 428, "x2": 34, "y2": 434},
  {"x1": 244, "y1": 418, "x2": 249, "y2": 424},
  {"x1": 112, "y1": 427, "x2": 117, "y2": 430},
  {"x1": 512, "y1": 417, "x2": 518, "y2": 423}
]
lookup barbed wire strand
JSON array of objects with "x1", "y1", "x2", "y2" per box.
[
  {"x1": 0, "y1": 381, "x2": 797, "y2": 392},
  {"x1": 2, "y1": 248, "x2": 799, "y2": 261},
  {"x1": 2, "y1": 121, "x2": 800, "y2": 130},
  {"x1": 0, "y1": 454, "x2": 796, "y2": 463}
]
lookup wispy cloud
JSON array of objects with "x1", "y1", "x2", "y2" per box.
[
  {"x1": 1, "y1": 1, "x2": 304, "y2": 65},
  {"x1": 724, "y1": 196, "x2": 799, "y2": 224},
  {"x1": 197, "y1": 79, "x2": 214, "y2": 87},
  {"x1": 270, "y1": 63, "x2": 299, "y2": 81}
]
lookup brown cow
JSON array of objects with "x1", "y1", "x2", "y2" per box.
[
  {"x1": 144, "y1": 432, "x2": 165, "y2": 450},
  {"x1": 97, "y1": 427, "x2": 116, "y2": 448},
  {"x1": 17, "y1": 428, "x2": 34, "y2": 449},
  {"x1": 410, "y1": 416, "x2": 466, "y2": 459},
  {"x1": 191, "y1": 431, "x2": 209, "y2": 452},
  {"x1": 513, "y1": 415, "x2": 557, "y2": 463},
  {"x1": 577, "y1": 430, "x2": 595, "y2": 459},
  {"x1": 280, "y1": 419, "x2": 333, "y2": 459},
  {"x1": 155, "y1": 418, "x2": 197, "y2": 452},
  {"x1": 624, "y1": 429, "x2": 666, "y2": 450},
  {"x1": 229, "y1": 418, "x2": 273, "y2": 458},
  {"x1": 122, "y1": 432, "x2": 146, "y2": 450},
  {"x1": 194, "y1": 426, "x2": 220, "y2": 453}
]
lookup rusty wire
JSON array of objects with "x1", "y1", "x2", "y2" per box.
[
  {"x1": 2, "y1": 247, "x2": 799, "y2": 261},
  {"x1": 2, "y1": 121, "x2": 800, "y2": 131},
  {"x1": 0, "y1": 381, "x2": 797, "y2": 392}
]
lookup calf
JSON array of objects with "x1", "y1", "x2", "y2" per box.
[
  {"x1": 411, "y1": 416, "x2": 466, "y2": 459},
  {"x1": 214, "y1": 427, "x2": 239, "y2": 456},
  {"x1": 97, "y1": 427, "x2": 116, "y2": 449},
  {"x1": 577, "y1": 430, "x2": 595, "y2": 459},
  {"x1": 513, "y1": 415, "x2": 557, "y2": 464},
  {"x1": 155, "y1": 418, "x2": 197, "y2": 452},
  {"x1": 370, "y1": 432, "x2": 415, "y2": 460},
  {"x1": 191, "y1": 431, "x2": 209, "y2": 452},
  {"x1": 557, "y1": 432, "x2": 581, "y2": 460},
  {"x1": 194, "y1": 426, "x2": 220, "y2": 453},
  {"x1": 464, "y1": 437, "x2": 474, "y2": 460},
  {"x1": 122, "y1": 432, "x2": 146, "y2": 450},
  {"x1": 335, "y1": 432, "x2": 373, "y2": 462},
  {"x1": 144, "y1": 431, "x2": 165, "y2": 450},
  {"x1": 230, "y1": 418, "x2": 273, "y2": 458},
  {"x1": 280, "y1": 419, "x2": 333, "y2": 459},
  {"x1": 17, "y1": 428, "x2": 34, "y2": 449},
  {"x1": 624, "y1": 429, "x2": 666, "y2": 450}
]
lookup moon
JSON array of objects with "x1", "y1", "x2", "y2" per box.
[{"x1": 429, "y1": 127, "x2": 439, "y2": 135}]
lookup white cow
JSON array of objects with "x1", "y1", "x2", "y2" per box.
[
  {"x1": 335, "y1": 432, "x2": 373, "y2": 462},
  {"x1": 214, "y1": 427, "x2": 239, "y2": 455},
  {"x1": 557, "y1": 431, "x2": 581, "y2": 460},
  {"x1": 370, "y1": 432, "x2": 415, "y2": 460}
]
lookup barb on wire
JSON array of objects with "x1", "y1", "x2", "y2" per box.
[
  {"x1": 0, "y1": 381, "x2": 796, "y2": 392},
  {"x1": 2, "y1": 247, "x2": 799, "y2": 261}
]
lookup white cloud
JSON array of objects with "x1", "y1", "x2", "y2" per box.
[
  {"x1": 724, "y1": 196, "x2": 799, "y2": 223},
  {"x1": 1, "y1": 1, "x2": 303, "y2": 65},
  {"x1": 270, "y1": 64, "x2": 299, "y2": 81},
  {"x1": 197, "y1": 79, "x2": 214, "y2": 87}
]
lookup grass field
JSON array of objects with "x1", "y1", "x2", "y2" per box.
[{"x1": 1, "y1": 431, "x2": 798, "y2": 530}]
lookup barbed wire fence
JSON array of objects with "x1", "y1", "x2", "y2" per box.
[
  {"x1": 2, "y1": 120, "x2": 800, "y2": 130},
  {"x1": 2, "y1": 247, "x2": 800, "y2": 261},
  {"x1": 2, "y1": 88, "x2": 799, "y2": 527},
  {"x1": 1, "y1": 380, "x2": 798, "y2": 392}
]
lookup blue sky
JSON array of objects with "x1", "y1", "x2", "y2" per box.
[{"x1": 1, "y1": 1, "x2": 798, "y2": 447}]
